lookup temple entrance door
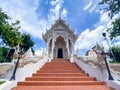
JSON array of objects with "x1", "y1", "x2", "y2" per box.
[{"x1": 57, "y1": 48, "x2": 63, "y2": 58}]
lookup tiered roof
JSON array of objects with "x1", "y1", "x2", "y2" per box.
[{"x1": 42, "y1": 17, "x2": 78, "y2": 42}]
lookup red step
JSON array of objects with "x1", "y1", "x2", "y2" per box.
[
  {"x1": 17, "y1": 81, "x2": 106, "y2": 86},
  {"x1": 32, "y1": 73, "x2": 88, "y2": 77},
  {"x1": 37, "y1": 70, "x2": 84, "y2": 73},
  {"x1": 25, "y1": 77, "x2": 96, "y2": 81},
  {"x1": 13, "y1": 86, "x2": 110, "y2": 90}
]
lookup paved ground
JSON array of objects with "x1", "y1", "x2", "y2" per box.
[
  {"x1": 110, "y1": 63, "x2": 120, "y2": 72},
  {"x1": 0, "y1": 64, "x2": 13, "y2": 76},
  {"x1": 110, "y1": 63, "x2": 120, "y2": 78}
]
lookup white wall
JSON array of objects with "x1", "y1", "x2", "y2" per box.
[
  {"x1": 16, "y1": 57, "x2": 48, "y2": 81},
  {"x1": 74, "y1": 56, "x2": 107, "y2": 81},
  {"x1": 0, "y1": 57, "x2": 48, "y2": 90},
  {"x1": 73, "y1": 56, "x2": 120, "y2": 90},
  {"x1": 0, "y1": 80, "x2": 17, "y2": 90}
]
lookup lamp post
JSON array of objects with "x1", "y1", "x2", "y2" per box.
[
  {"x1": 102, "y1": 32, "x2": 116, "y2": 62},
  {"x1": 101, "y1": 51, "x2": 114, "y2": 80},
  {"x1": 102, "y1": 32, "x2": 114, "y2": 80},
  {"x1": 10, "y1": 51, "x2": 23, "y2": 80}
]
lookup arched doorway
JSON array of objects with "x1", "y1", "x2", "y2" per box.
[
  {"x1": 57, "y1": 48, "x2": 63, "y2": 58},
  {"x1": 55, "y1": 36, "x2": 66, "y2": 58}
]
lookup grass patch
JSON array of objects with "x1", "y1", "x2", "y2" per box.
[
  {"x1": 0, "y1": 81, "x2": 5, "y2": 85},
  {"x1": 109, "y1": 60, "x2": 120, "y2": 63}
]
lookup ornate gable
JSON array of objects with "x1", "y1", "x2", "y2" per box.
[{"x1": 43, "y1": 17, "x2": 78, "y2": 42}]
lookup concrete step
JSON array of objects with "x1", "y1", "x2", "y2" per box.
[
  {"x1": 37, "y1": 70, "x2": 84, "y2": 73},
  {"x1": 13, "y1": 86, "x2": 110, "y2": 90},
  {"x1": 32, "y1": 73, "x2": 88, "y2": 77},
  {"x1": 17, "y1": 81, "x2": 106, "y2": 86},
  {"x1": 25, "y1": 77, "x2": 96, "y2": 81}
]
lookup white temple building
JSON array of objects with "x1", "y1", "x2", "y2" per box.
[{"x1": 42, "y1": 17, "x2": 78, "y2": 59}]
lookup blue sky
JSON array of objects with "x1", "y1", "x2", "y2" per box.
[{"x1": 0, "y1": 0, "x2": 120, "y2": 56}]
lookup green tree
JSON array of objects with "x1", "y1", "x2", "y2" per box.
[
  {"x1": 20, "y1": 34, "x2": 34, "y2": 52},
  {"x1": 0, "y1": 8, "x2": 22, "y2": 47},
  {"x1": 108, "y1": 18, "x2": 120, "y2": 39},
  {"x1": 99, "y1": 0, "x2": 120, "y2": 39},
  {"x1": 0, "y1": 8, "x2": 35, "y2": 62},
  {"x1": 99, "y1": 0, "x2": 120, "y2": 18},
  {"x1": 110, "y1": 46, "x2": 120, "y2": 62},
  {"x1": 0, "y1": 8, "x2": 22, "y2": 62},
  {"x1": 0, "y1": 47, "x2": 13, "y2": 62},
  {"x1": 0, "y1": 8, "x2": 9, "y2": 38},
  {"x1": 2, "y1": 21, "x2": 22, "y2": 47}
]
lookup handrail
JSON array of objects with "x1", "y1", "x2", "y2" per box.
[{"x1": 10, "y1": 51, "x2": 23, "y2": 80}]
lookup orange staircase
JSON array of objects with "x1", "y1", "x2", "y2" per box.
[{"x1": 13, "y1": 59, "x2": 110, "y2": 90}]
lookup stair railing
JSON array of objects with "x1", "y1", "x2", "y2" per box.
[
  {"x1": 10, "y1": 51, "x2": 24, "y2": 80},
  {"x1": 100, "y1": 51, "x2": 114, "y2": 80}
]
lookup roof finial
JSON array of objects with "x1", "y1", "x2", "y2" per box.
[{"x1": 59, "y1": 13, "x2": 61, "y2": 19}]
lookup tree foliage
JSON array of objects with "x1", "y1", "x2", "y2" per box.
[
  {"x1": 0, "y1": 8, "x2": 22, "y2": 47},
  {"x1": 0, "y1": 47, "x2": 13, "y2": 62},
  {"x1": 108, "y1": 18, "x2": 120, "y2": 39},
  {"x1": 20, "y1": 34, "x2": 34, "y2": 52},
  {"x1": 99, "y1": 0, "x2": 120, "y2": 18},
  {"x1": 0, "y1": 8, "x2": 34, "y2": 51},
  {"x1": 99, "y1": 0, "x2": 120, "y2": 39},
  {"x1": 0, "y1": 8, "x2": 35, "y2": 62},
  {"x1": 111, "y1": 46, "x2": 120, "y2": 62}
]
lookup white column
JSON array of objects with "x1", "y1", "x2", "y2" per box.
[
  {"x1": 66, "y1": 38, "x2": 70, "y2": 57},
  {"x1": 71, "y1": 43, "x2": 74, "y2": 54},
  {"x1": 51, "y1": 38, "x2": 55, "y2": 58},
  {"x1": 72, "y1": 43, "x2": 74, "y2": 54},
  {"x1": 47, "y1": 41, "x2": 49, "y2": 56}
]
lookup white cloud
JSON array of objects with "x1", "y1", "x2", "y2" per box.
[
  {"x1": 61, "y1": 8, "x2": 67, "y2": 18},
  {"x1": 0, "y1": 0, "x2": 67, "y2": 54},
  {"x1": 74, "y1": 26, "x2": 104, "y2": 51},
  {"x1": 0, "y1": 0, "x2": 67, "y2": 39},
  {"x1": 0, "y1": 0, "x2": 43, "y2": 38},
  {"x1": 48, "y1": 0, "x2": 65, "y2": 23},
  {"x1": 83, "y1": 0, "x2": 100, "y2": 13},
  {"x1": 50, "y1": 0, "x2": 62, "y2": 6},
  {"x1": 101, "y1": 41, "x2": 109, "y2": 51},
  {"x1": 100, "y1": 12, "x2": 110, "y2": 23},
  {"x1": 75, "y1": 9, "x2": 120, "y2": 55},
  {"x1": 112, "y1": 36, "x2": 120, "y2": 46},
  {"x1": 90, "y1": 5, "x2": 96, "y2": 13},
  {"x1": 83, "y1": 1, "x2": 92, "y2": 11},
  {"x1": 114, "y1": 42, "x2": 120, "y2": 46},
  {"x1": 35, "y1": 48, "x2": 44, "y2": 56}
]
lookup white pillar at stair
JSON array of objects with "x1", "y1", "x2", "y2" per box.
[
  {"x1": 51, "y1": 37, "x2": 55, "y2": 58},
  {"x1": 66, "y1": 38, "x2": 70, "y2": 57}
]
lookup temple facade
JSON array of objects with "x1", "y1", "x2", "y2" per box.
[{"x1": 42, "y1": 17, "x2": 77, "y2": 59}]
